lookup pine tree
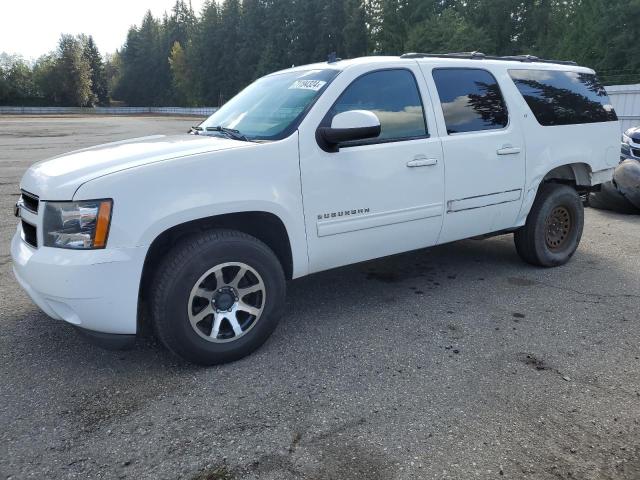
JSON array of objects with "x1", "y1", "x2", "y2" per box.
[
  {"x1": 117, "y1": 11, "x2": 165, "y2": 105},
  {"x1": 33, "y1": 54, "x2": 60, "y2": 105},
  {"x1": 57, "y1": 34, "x2": 93, "y2": 106},
  {"x1": 238, "y1": 0, "x2": 267, "y2": 85},
  {"x1": 343, "y1": 0, "x2": 369, "y2": 57},
  {"x1": 169, "y1": 41, "x2": 195, "y2": 105},
  {"x1": 104, "y1": 52, "x2": 122, "y2": 100},
  {"x1": 255, "y1": 0, "x2": 294, "y2": 75},
  {"x1": 406, "y1": 8, "x2": 491, "y2": 54},
  {"x1": 216, "y1": 0, "x2": 243, "y2": 104},
  {"x1": 370, "y1": 0, "x2": 420, "y2": 54},
  {"x1": 162, "y1": 0, "x2": 197, "y2": 104},
  {"x1": 321, "y1": 0, "x2": 348, "y2": 58},
  {"x1": 463, "y1": 0, "x2": 519, "y2": 55},
  {"x1": 83, "y1": 35, "x2": 109, "y2": 105},
  {"x1": 166, "y1": 0, "x2": 196, "y2": 46},
  {"x1": 290, "y1": 0, "x2": 324, "y2": 65},
  {"x1": 191, "y1": 0, "x2": 222, "y2": 105}
]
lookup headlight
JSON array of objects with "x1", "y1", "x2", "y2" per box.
[
  {"x1": 622, "y1": 133, "x2": 631, "y2": 144},
  {"x1": 43, "y1": 199, "x2": 113, "y2": 249}
]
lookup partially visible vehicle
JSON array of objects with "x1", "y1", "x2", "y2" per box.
[{"x1": 621, "y1": 126, "x2": 640, "y2": 160}]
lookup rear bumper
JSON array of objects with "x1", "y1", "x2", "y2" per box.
[{"x1": 11, "y1": 228, "x2": 147, "y2": 334}]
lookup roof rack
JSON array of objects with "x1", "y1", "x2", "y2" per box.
[{"x1": 400, "y1": 51, "x2": 577, "y2": 66}]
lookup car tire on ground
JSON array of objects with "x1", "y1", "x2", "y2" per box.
[
  {"x1": 613, "y1": 159, "x2": 640, "y2": 210},
  {"x1": 588, "y1": 180, "x2": 639, "y2": 214},
  {"x1": 150, "y1": 229, "x2": 286, "y2": 365},
  {"x1": 514, "y1": 183, "x2": 584, "y2": 267}
]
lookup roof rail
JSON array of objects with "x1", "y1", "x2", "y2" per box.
[{"x1": 400, "y1": 52, "x2": 577, "y2": 66}]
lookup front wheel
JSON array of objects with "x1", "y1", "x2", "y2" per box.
[
  {"x1": 514, "y1": 183, "x2": 584, "y2": 267},
  {"x1": 150, "y1": 229, "x2": 286, "y2": 365}
]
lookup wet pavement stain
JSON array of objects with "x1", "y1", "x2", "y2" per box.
[{"x1": 508, "y1": 277, "x2": 537, "y2": 286}]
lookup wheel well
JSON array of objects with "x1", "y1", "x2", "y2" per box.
[
  {"x1": 542, "y1": 163, "x2": 592, "y2": 192},
  {"x1": 138, "y1": 212, "x2": 293, "y2": 328}
]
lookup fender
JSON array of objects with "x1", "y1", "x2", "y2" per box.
[{"x1": 73, "y1": 133, "x2": 310, "y2": 278}]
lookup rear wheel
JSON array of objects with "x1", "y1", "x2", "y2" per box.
[
  {"x1": 514, "y1": 183, "x2": 584, "y2": 267},
  {"x1": 150, "y1": 229, "x2": 286, "y2": 365}
]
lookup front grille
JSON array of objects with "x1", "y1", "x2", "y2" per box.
[
  {"x1": 20, "y1": 190, "x2": 39, "y2": 213},
  {"x1": 632, "y1": 147, "x2": 640, "y2": 158},
  {"x1": 21, "y1": 220, "x2": 37, "y2": 248}
]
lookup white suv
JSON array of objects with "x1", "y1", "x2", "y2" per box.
[{"x1": 12, "y1": 53, "x2": 620, "y2": 364}]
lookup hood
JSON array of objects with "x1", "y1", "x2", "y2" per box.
[{"x1": 20, "y1": 134, "x2": 250, "y2": 199}]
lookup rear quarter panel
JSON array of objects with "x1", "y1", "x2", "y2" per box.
[{"x1": 508, "y1": 91, "x2": 620, "y2": 225}]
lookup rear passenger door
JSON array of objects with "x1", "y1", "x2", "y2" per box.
[{"x1": 422, "y1": 66, "x2": 526, "y2": 243}]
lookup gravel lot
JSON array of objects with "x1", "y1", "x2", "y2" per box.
[{"x1": 1, "y1": 115, "x2": 640, "y2": 480}]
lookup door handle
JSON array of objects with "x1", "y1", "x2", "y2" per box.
[
  {"x1": 407, "y1": 157, "x2": 438, "y2": 167},
  {"x1": 497, "y1": 145, "x2": 522, "y2": 155}
]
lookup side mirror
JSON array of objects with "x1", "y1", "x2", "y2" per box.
[{"x1": 316, "y1": 110, "x2": 381, "y2": 152}]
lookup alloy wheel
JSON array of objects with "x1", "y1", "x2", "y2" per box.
[{"x1": 187, "y1": 262, "x2": 266, "y2": 343}]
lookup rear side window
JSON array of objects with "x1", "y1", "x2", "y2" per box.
[
  {"x1": 432, "y1": 68, "x2": 509, "y2": 134},
  {"x1": 325, "y1": 69, "x2": 428, "y2": 144},
  {"x1": 509, "y1": 69, "x2": 617, "y2": 126}
]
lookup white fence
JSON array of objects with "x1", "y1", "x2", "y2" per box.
[
  {"x1": 0, "y1": 106, "x2": 217, "y2": 116},
  {"x1": 606, "y1": 84, "x2": 640, "y2": 133}
]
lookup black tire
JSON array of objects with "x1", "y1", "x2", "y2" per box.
[
  {"x1": 150, "y1": 229, "x2": 286, "y2": 365},
  {"x1": 613, "y1": 159, "x2": 640, "y2": 210},
  {"x1": 514, "y1": 183, "x2": 584, "y2": 267},
  {"x1": 588, "y1": 180, "x2": 639, "y2": 214}
]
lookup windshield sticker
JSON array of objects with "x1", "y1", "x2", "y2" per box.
[{"x1": 289, "y1": 80, "x2": 327, "y2": 91}]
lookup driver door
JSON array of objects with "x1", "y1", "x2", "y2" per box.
[{"x1": 298, "y1": 64, "x2": 445, "y2": 273}]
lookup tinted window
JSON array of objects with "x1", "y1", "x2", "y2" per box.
[
  {"x1": 509, "y1": 69, "x2": 617, "y2": 126},
  {"x1": 432, "y1": 68, "x2": 508, "y2": 134},
  {"x1": 326, "y1": 69, "x2": 427, "y2": 143}
]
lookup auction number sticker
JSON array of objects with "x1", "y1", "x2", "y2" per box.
[{"x1": 289, "y1": 80, "x2": 327, "y2": 91}]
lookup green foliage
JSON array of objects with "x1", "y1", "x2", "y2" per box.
[
  {"x1": 32, "y1": 53, "x2": 60, "y2": 104},
  {"x1": 83, "y1": 36, "x2": 109, "y2": 105},
  {"x1": 343, "y1": 0, "x2": 369, "y2": 57},
  {"x1": 2, "y1": 0, "x2": 640, "y2": 107},
  {"x1": 56, "y1": 34, "x2": 93, "y2": 106},
  {"x1": 169, "y1": 41, "x2": 196, "y2": 105},
  {"x1": 104, "y1": 52, "x2": 122, "y2": 99},
  {"x1": 556, "y1": 0, "x2": 640, "y2": 85},
  {"x1": 115, "y1": 11, "x2": 164, "y2": 105},
  {"x1": 1, "y1": 35, "x2": 98, "y2": 106},
  {"x1": 406, "y1": 8, "x2": 491, "y2": 53},
  {"x1": 0, "y1": 53, "x2": 37, "y2": 104}
]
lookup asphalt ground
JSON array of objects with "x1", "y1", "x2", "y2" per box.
[{"x1": 1, "y1": 115, "x2": 640, "y2": 480}]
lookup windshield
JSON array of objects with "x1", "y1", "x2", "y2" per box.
[{"x1": 199, "y1": 69, "x2": 340, "y2": 141}]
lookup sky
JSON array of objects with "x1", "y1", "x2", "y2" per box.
[{"x1": 0, "y1": 0, "x2": 207, "y2": 60}]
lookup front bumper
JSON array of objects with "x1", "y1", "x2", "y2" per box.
[{"x1": 11, "y1": 228, "x2": 147, "y2": 334}]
